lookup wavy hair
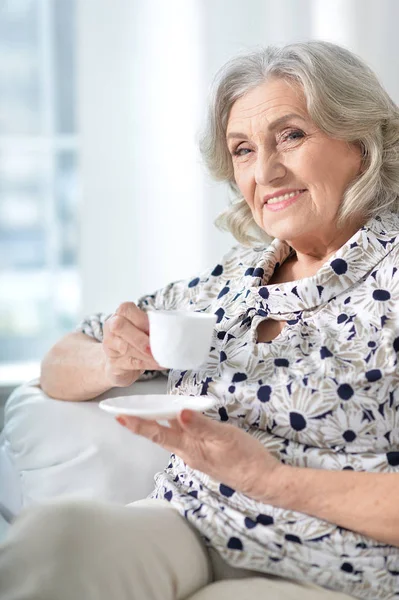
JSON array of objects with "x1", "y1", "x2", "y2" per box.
[{"x1": 199, "y1": 40, "x2": 399, "y2": 245}]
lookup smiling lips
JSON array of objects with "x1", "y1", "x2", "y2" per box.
[{"x1": 263, "y1": 188, "x2": 307, "y2": 211}]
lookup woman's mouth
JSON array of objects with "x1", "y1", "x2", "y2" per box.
[{"x1": 263, "y1": 189, "x2": 307, "y2": 212}]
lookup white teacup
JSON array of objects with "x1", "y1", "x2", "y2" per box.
[{"x1": 148, "y1": 310, "x2": 217, "y2": 369}]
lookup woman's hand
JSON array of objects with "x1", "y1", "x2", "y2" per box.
[
  {"x1": 117, "y1": 409, "x2": 284, "y2": 502},
  {"x1": 102, "y1": 302, "x2": 163, "y2": 387}
]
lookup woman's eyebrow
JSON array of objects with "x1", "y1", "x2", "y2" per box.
[
  {"x1": 268, "y1": 113, "x2": 307, "y2": 131},
  {"x1": 226, "y1": 113, "x2": 307, "y2": 141}
]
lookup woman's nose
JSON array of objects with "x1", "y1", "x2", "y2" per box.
[{"x1": 254, "y1": 150, "x2": 286, "y2": 185}]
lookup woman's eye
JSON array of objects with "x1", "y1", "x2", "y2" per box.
[
  {"x1": 232, "y1": 146, "x2": 251, "y2": 157},
  {"x1": 279, "y1": 129, "x2": 305, "y2": 144}
]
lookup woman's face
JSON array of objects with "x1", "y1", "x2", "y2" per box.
[{"x1": 226, "y1": 78, "x2": 363, "y2": 248}]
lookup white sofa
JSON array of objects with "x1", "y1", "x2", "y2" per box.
[{"x1": 0, "y1": 376, "x2": 170, "y2": 521}]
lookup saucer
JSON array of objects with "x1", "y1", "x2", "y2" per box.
[{"x1": 99, "y1": 394, "x2": 215, "y2": 420}]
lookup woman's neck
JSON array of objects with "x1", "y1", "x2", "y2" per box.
[{"x1": 284, "y1": 217, "x2": 365, "y2": 280}]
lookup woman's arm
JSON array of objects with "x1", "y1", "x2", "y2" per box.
[
  {"x1": 40, "y1": 332, "x2": 112, "y2": 401},
  {"x1": 40, "y1": 245, "x2": 236, "y2": 402},
  {"x1": 41, "y1": 303, "x2": 164, "y2": 401},
  {"x1": 117, "y1": 408, "x2": 399, "y2": 547},
  {"x1": 265, "y1": 466, "x2": 399, "y2": 547}
]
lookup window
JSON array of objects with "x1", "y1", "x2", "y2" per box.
[{"x1": 0, "y1": 0, "x2": 79, "y2": 364}]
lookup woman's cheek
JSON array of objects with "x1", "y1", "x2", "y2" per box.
[{"x1": 236, "y1": 170, "x2": 255, "y2": 208}]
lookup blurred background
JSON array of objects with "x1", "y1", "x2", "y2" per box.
[{"x1": 1, "y1": 0, "x2": 399, "y2": 388}]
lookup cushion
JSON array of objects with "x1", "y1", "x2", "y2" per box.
[{"x1": 1, "y1": 377, "x2": 170, "y2": 516}]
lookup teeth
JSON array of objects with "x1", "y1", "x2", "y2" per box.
[{"x1": 266, "y1": 190, "x2": 303, "y2": 204}]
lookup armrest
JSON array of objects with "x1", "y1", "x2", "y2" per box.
[{"x1": 1, "y1": 377, "x2": 170, "y2": 516}]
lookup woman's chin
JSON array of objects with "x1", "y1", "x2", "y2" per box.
[{"x1": 261, "y1": 215, "x2": 307, "y2": 242}]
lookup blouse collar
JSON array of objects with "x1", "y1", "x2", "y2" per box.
[{"x1": 245, "y1": 211, "x2": 399, "y2": 317}]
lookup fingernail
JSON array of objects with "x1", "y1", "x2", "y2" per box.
[
  {"x1": 181, "y1": 410, "x2": 192, "y2": 424},
  {"x1": 116, "y1": 416, "x2": 127, "y2": 427}
]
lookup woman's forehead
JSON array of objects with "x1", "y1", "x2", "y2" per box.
[{"x1": 227, "y1": 78, "x2": 308, "y2": 133}]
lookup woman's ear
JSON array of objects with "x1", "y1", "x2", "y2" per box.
[{"x1": 357, "y1": 141, "x2": 367, "y2": 175}]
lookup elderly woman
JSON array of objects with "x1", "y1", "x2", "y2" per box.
[{"x1": 1, "y1": 40, "x2": 399, "y2": 600}]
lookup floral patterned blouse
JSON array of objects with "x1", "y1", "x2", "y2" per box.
[{"x1": 78, "y1": 211, "x2": 399, "y2": 600}]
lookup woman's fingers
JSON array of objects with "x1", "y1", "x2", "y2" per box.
[
  {"x1": 167, "y1": 418, "x2": 183, "y2": 432},
  {"x1": 118, "y1": 416, "x2": 184, "y2": 452},
  {"x1": 115, "y1": 302, "x2": 150, "y2": 335},
  {"x1": 105, "y1": 329, "x2": 149, "y2": 362},
  {"x1": 107, "y1": 312, "x2": 153, "y2": 361},
  {"x1": 125, "y1": 353, "x2": 162, "y2": 371},
  {"x1": 103, "y1": 302, "x2": 166, "y2": 385},
  {"x1": 103, "y1": 332, "x2": 129, "y2": 357},
  {"x1": 104, "y1": 338, "x2": 161, "y2": 371}
]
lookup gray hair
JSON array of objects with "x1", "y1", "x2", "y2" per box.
[{"x1": 199, "y1": 40, "x2": 399, "y2": 246}]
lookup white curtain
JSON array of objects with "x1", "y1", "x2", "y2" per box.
[{"x1": 77, "y1": 0, "x2": 399, "y2": 315}]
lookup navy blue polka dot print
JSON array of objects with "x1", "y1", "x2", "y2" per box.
[
  {"x1": 387, "y1": 452, "x2": 399, "y2": 466},
  {"x1": 219, "y1": 484, "x2": 235, "y2": 497},
  {"x1": 320, "y1": 346, "x2": 333, "y2": 359},
  {"x1": 257, "y1": 385, "x2": 272, "y2": 403},
  {"x1": 256, "y1": 514, "x2": 274, "y2": 526},
  {"x1": 275, "y1": 358, "x2": 289, "y2": 367},
  {"x1": 227, "y1": 537, "x2": 243, "y2": 550},
  {"x1": 218, "y1": 286, "x2": 230, "y2": 299},
  {"x1": 218, "y1": 407, "x2": 229, "y2": 421},
  {"x1": 343, "y1": 430, "x2": 356, "y2": 442},
  {"x1": 215, "y1": 308, "x2": 225, "y2": 323},
  {"x1": 366, "y1": 369, "x2": 382, "y2": 382},
  {"x1": 331, "y1": 258, "x2": 348, "y2": 274},
  {"x1": 290, "y1": 412, "x2": 307, "y2": 431},
  {"x1": 337, "y1": 384, "x2": 354, "y2": 400},
  {"x1": 244, "y1": 517, "x2": 257, "y2": 529},
  {"x1": 258, "y1": 287, "x2": 269, "y2": 299},
  {"x1": 253, "y1": 267, "x2": 264, "y2": 278},
  {"x1": 211, "y1": 264, "x2": 223, "y2": 276},
  {"x1": 188, "y1": 277, "x2": 200, "y2": 288},
  {"x1": 232, "y1": 372, "x2": 247, "y2": 383},
  {"x1": 373, "y1": 289, "x2": 391, "y2": 301},
  {"x1": 285, "y1": 534, "x2": 302, "y2": 544}
]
